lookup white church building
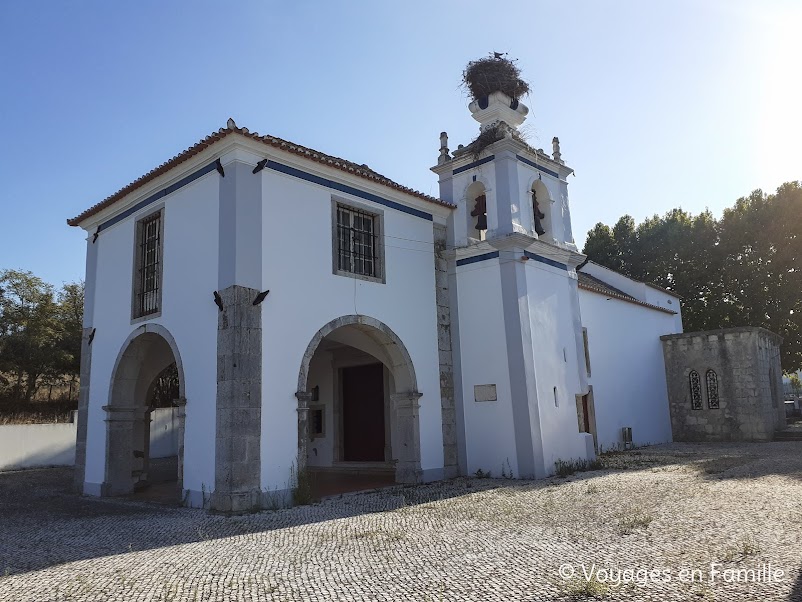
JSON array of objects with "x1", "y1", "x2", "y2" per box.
[{"x1": 69, "y1": 79, "x2": 682, "y2": 512}]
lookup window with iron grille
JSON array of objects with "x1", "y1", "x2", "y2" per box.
[
  {"x1": 689, "y1": 370, "x2": 702, "y2": 410},
  {"x1": 133, "y1": 210, "x2": 163, "y2": 319},
  {"x1": 706, "y1": 369, "x2": 719, "y2": 409},
  {"x1": 335, "y1": 203, "x2": 382, "y2": 280}
]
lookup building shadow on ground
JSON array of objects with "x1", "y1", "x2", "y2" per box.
[
  {"x1": 0, "y1": 465, "x2": 555, "y2": 577},
  {"x1": 3, "y1": 441, "x2": 802, "y2": 578}
]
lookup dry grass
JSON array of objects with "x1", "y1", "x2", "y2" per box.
[{"x1": 0, "y1": 400, "x2": 77, "y2": 424}]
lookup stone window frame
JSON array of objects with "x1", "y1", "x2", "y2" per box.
[
  {"x1": 689, "y1": 370, "x2": 703, "y2": 410},
  {"x1": 331, "y1": 198, "x2": 386, "y2": 284},
  {"x1": 705, "y1": 369, "x2": 720, "y2": 409},
  {"x1": 131, "y1": 206, "x2": 165, "y2": 323}
]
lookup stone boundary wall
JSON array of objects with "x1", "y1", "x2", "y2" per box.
[{"x1": 661, "y1": 327, "x2": 785, "y2": 441}]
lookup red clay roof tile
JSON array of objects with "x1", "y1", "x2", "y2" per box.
[{"x1": 67, "y1": 123, "x2": 452, "y2": 227}]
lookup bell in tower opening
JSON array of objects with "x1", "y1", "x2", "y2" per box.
[
  {"x1": 470, "y1": 194, "x2": 488, "y2": 231},
  {"x1": 532, "y1": 190, "x2": 546, "y2": 236}
]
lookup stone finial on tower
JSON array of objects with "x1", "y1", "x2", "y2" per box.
[
  {"x1": 552, "y1": 137, "x2": 563, "y2": 164},
  {"x1": 227, "y1": 117, "x2": 237, "y2": 130},
  {"x1": 438, "y1": 132, "x2": 451, "y2": 165}
]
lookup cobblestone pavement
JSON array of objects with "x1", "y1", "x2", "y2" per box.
[{"x1": 2, "y1": 443, "x2": 802, "y2": 601}]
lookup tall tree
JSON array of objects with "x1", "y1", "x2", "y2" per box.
[
  {"x1": 583, "y1": 181, "x2": 802, "y2": 372},
  {"x1": 0, "y1": 270, "x2": 61, "y2": 400},
  {"x1": 56, "y1": 281, "x2": 84, "y2": 382}
]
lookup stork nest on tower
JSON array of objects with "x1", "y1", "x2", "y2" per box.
[{"x1": 462, "y1": 53, "x2": 530, "y2": 101}]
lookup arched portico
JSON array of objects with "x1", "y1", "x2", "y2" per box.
[
  {"x1": 296, "y1": 315, "x2": 422, "y2": 484},
  {"x1": 103, "y1": 323, "x2": 186, "y2": 497}
]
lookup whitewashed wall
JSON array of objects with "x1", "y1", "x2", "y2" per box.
[
  {"x1": 258, "y1": 156, "x2": 448, "y2": 492},
  {"x1": 305, "y1": 351, "x2": 335, "y2": 467},
  {"x1": 149, "y1": 407, "x2": 180, "y2": 459},
  {"x1": 0, "y1": 422, "x2": 77, "y2": 470},
  {"x1": 0, "y1": 408, "x2": 179, "y2": 472},
  {"x1": 525, "y1": 265, "x2": 591, "y2": 472},
  {"x1": 579, "y1": 289, "x2": 680, "y2": 450},
  {"x1": 82, "y1": 166, "x2": 220, "y2": 497},
  {"x1": 454, "y1": 259, "x2": 519, "y2": 477}
]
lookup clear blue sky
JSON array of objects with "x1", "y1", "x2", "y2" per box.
[{"x1": 1, "y1": 1, "x2": 799, "y2": 287}]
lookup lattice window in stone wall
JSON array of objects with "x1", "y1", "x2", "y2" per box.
[
  {"x1": 706, "y1": 370, "x2": 719, "y2": 409},
  {"x1": 689, "y1": 370, "x2": 702, "y2": 410}
]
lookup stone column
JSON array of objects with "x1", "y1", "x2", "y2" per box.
[
  {"x1": 140, "y1": 407, "x2": 151, "y2": 484},
  {"x1": 175, "y1": 397, "x2": 187, "y2": 493},
  {"x1": 391, "y1": 392, "x2": 423, "y2": 483},
  {"x1": 102, "y1": 405, "x2": 140, "y2": 496},
  {"x1": 434, "y1": 224, "x2": 458, "y2": 478},
  {"x1": 295, "y1": 391, "x2": 312, "y2": 473},
  {"x1": 212, "y1": 285, "x2": 262, "y2": 514},
  {"x1": 73, "y1": 327, "x2": 93, "y2": 493}
]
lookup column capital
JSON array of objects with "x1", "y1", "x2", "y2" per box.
[
  {"x1": 390, "y1": 391, "x2": 423, "y2": 407},
  {"x1": 295, "y1": 391, "x2": 313, "y2": 407}
]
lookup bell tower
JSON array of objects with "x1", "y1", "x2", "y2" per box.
[{"x1": 433, "y1": 55, "x2": 594, "y2": 479}]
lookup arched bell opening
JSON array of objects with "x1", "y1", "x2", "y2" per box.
[
  {"x1": 531, "y1": 179, "x2": 552, "y2": 242},
  {"x1": 465, "y1": 181, "x2": 488, "y2": 242}
]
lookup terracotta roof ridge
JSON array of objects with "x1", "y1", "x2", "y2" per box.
[
  {"x1": 68, "y1": 123, "x2": 452, "y2": 227},
  {"x1": 577, "y1": 272, "x2": 676, "y2": 315}
]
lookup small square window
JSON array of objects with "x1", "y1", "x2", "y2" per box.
[
  {"x1": 132, "y1": 209, "x2": 164, "y2": 319},
  {"x1": 333, "y1": 202, "x2": 384, "y2": 282},
  {"x1": 310, "y1": 406, "x2": 325, "y2": 437}
]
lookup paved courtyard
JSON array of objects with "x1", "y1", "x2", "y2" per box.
[{"x1": 2, "y1": 443, "x2": 802, "y2": 601}]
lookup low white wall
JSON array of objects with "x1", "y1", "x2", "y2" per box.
[
  {"x1": 0, "y1": 422, "x2": 77, "y2": 470},
  {"x1": 149, "y1": 407, "x2": 179, "y2": 459},
  {"x1": 0, "y1": 407, "x2": 179, "y2": 471}
]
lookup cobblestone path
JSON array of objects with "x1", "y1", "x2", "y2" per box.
[{"x1": 2, "y1": 443, "x2": 802, "y2": 601}]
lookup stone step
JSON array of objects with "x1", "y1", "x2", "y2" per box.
[{"x1": 774, "y1": 431, "x2": 802, "y2": 441}]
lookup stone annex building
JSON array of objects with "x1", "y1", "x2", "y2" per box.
[{"x1": 69, "y1": 72, "x2": 695, "y2": 512}]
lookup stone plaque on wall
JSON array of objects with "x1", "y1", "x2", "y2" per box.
[{"x1": 474, "y1": 384, "x2": 497, "y2": 402}]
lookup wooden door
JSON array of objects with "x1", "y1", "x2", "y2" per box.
[{"x1": 342, "y1": 363, "x2": 385, "y2": 461}]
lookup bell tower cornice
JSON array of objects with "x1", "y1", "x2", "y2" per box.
[{"x1": 432, "y1": 136, "x2": 573, "y2": 181}]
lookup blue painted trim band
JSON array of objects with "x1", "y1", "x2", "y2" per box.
[
  {"x1": 456, "y1": 251, "x2": 500, "y2": 267},
  {"x1": 524, "y1": 250, "x2": 568, "y2": 271},
  {"x1": 266, "y1": 160, "x2": 433, "y2": 221},
  {"x1": 452, "y1": 155, "x2": 494, "y2": 175},
  {"x1": 515, "y1": 155, "x2": 560, "y2": 179},
  {"x1": 98, "y1": 161, "x2": 219, "y2": 232}
]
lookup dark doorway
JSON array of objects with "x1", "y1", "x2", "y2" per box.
[
  {"x1": 581, "y1": 394, "x2": 591, "y2": 433},
  {"x1": 342, "y1": 363, "x2": 385, "y2": 461}
]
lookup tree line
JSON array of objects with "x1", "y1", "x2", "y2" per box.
[
  {"x1": 0, "y1": 270, "x2": 83, "y2": 403},
  {"x1": 583, "y1": 181, "x2": 802, "y2": 373}
]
